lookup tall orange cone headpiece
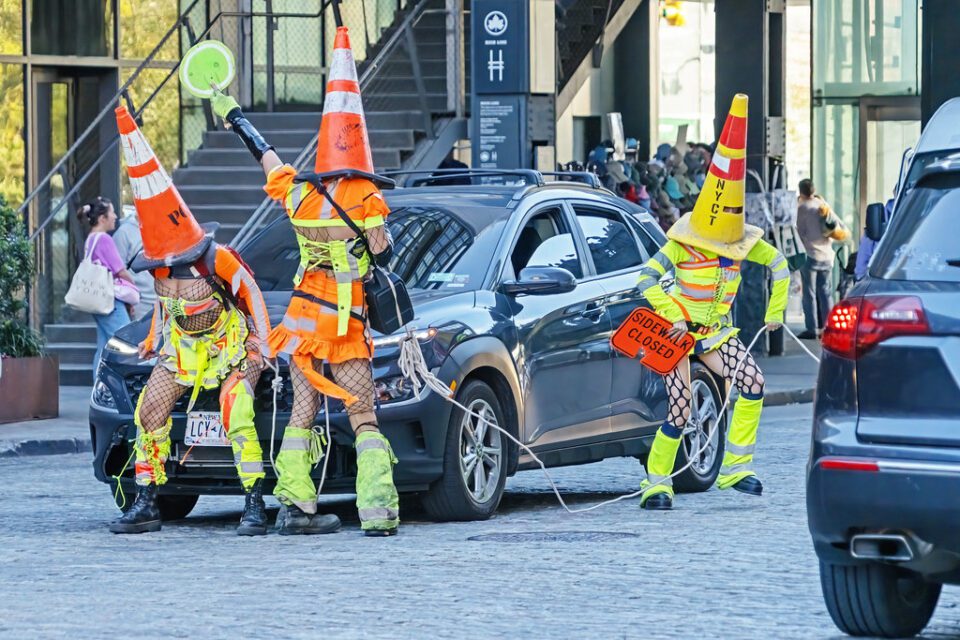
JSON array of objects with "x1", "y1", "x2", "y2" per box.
[
  {"x1": 116, "y1": 105, "x2": 216, "y2": 272},
  {"x1": 666, "y1": 94, "x2": 763, "y2": 260},
  {"x1": 315, "y1": 26, "x2": 375, "y2": 175}
]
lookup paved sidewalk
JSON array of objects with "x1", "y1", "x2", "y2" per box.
[{"x1": 0, "y1": 335, "x2": 822, "y2": 458}]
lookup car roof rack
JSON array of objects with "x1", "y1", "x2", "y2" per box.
[
  {"x1": 380, "y1": 168, "x2": 545, "y2": 188},
  {"x1": 539, "y1": 171, "x2": 603, "y2": 189}
]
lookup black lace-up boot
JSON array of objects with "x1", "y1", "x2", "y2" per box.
[
  {"x1": 237, "y1": 478, "x2": 268, "y2": 536},
  {"x1": 109, "y1": 484, "x2": 162, "y2": 534}
]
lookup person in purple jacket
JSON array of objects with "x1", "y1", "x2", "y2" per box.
[{"x1": 78, "y1": 197, "x2": 136, "y2": 379}]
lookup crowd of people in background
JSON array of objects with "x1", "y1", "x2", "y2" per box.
[{"x1": 564, "y1": 138, "x2": 716, "y2": 233}]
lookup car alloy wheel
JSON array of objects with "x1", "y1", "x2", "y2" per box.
[
  {"x1": 459, "y1": 398, "x2": 504, "y2": 504},
  {"x1": 682, "y1": 378, "x2": 721, "y2": 477}
]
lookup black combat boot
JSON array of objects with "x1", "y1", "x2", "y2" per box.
[
  {"x1": 276, "y1": 504, "x2": 341, "y2": 536},
  {"x1": 733, "y1": 475, "x2": 763, "y2": 496},
  {"x1": 237, "y1": 478, "x2": 268, "y2": 536},
  {"x1": 642, "y1": 492, "x2": 673, "y2": 511},
  {"x1": 109, "y1": 484, "x2": 162, "y2": 534}
]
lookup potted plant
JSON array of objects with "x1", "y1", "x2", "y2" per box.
[{"x1": 0, "y1": 195, "x2": 58, "y2": 423}]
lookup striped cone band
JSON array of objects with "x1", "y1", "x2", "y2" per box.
[
  {"x1": 315, "y1": 26, "x2": 374, "y2": 174},
  {"x1": 115, "y1": 105, "x2": 205, "y2": 263},
  {"x1": 708, "y1": 94, "x2": 747, "y2": 182}
]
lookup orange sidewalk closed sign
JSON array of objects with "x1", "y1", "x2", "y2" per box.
[{"x1": 611, "y1": 307, "x2": 694, "y2": 375}]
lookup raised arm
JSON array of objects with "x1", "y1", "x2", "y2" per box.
[{"x1": 211, "y1": 92, "x2": 282, "y2": 177}]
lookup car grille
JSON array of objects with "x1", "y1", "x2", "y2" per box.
[{"x1": 125, "y1": 369, "x2": 296, "y2": 414}]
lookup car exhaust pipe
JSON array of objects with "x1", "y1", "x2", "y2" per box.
[{"x1": 850, "y1": 533, "x2": 929, "y2": 563}]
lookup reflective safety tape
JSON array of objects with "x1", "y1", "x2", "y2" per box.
[
  {"x1": 358, "y1": 507, "x2": 399, "y2": 522},
  {"x1": 280, "y1": 435, "x2": 313, "y2": 451},
  {"x1": 238, "y1": 461, "x2": 265, "y2": 474},
  {"x1": 323, "y1": 91, "x2": 364, "y2": 116},
  {"x1": 678, "y1": 281, "x2": 716, "y2": 300},
  {"x1": 636, "y1": 276, "x2": 658, "y2": 293},
  {"x1": 647, "y1": 473, "x2": 673, "y2": 487},
  {"x1": 120, "y1": 129, "x2": 157, "y2": 167},
  {"x1": 772, "y1": 266, "x2": 790, "y2": 281},
  {"x1": 329, "y1": 47, "x2": 359, "y2": 83},
  {"x1": 130, "y1": 171, "x2": 172, "y2": 201},
  {"x1": 769, "y1": 254, "x2": 787, "y2": 272},
  {"x1": 720, "y1": 462, "x2": 752, "y2": 476},
  {"x1": 725, "y1": 442, "x2": 755, "y2": 456},
  {"x1": 356, "y1": 437, "x2": 389, "y2": 454}
]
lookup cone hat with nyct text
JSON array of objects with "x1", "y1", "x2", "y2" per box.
[
  {"x1": 116, "y1": 105, "x2": 217, "y2": 272},
  {"x1": 666, "y1": 93, "x2": 763, "y2": 260},
  {"x1": 315, "y1": 25, "x2": 374, "y2": 176}
]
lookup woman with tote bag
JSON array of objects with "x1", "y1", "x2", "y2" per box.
[{"x1": 75, "y1": 197, "x2": 137, "y2": 378}]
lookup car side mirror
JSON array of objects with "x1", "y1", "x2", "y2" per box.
[
  {"x1": 501, "y1": 266, "x2": 577, "y2": 296},
  {"x1": 865, "y1": 202, "x2": 887, "y2": 242}
]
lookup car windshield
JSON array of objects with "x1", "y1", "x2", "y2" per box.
[
  {"x1": 871, "y1": 172, "x2": 960, "y2": 282},
  {"x1": 240, "y1": 203, "x2": 508, "y2": 292}
]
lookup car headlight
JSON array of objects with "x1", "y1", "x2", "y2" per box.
[
  {"x1": 91, "y1": 379, "x2": 118, "y2": 411},
  {"x1": 373, "y1": 327, "x2": 437, "y2": 349},
  {"x1": 105, "y1": 336, "x2": 139, "y2": 356}
]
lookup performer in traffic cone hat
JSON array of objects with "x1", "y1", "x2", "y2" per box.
[
  {"x1": 635, "y1": 94, "x2": 790, "y2": 510},
  {"x1": 109, "y1": 105, "x2": 273, "y2": 536},
  {"x1": 209, "y1": 25, "x2": 400, "y2": 536}
]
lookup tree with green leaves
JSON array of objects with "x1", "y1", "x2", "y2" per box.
[{"x1": 0, "y1": 196, "x2": 43, "y2": 358}]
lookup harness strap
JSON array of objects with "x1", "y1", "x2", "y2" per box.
[{"x1": 291, "y1": 290, "x2": 366, "y2": 323}]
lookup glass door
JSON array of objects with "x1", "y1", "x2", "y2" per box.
[{"x1": 859, "y1": 97, "x2": 921, "y2": 217}]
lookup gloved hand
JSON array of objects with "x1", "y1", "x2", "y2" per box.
[{"x1": 211, "y1": 90, "x2": 240, "y2": 120}]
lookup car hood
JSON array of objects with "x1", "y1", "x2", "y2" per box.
[{"x1": 113, "y1": 287, "x2": 476, "y2": 347}]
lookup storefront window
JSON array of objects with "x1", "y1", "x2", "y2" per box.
[
  {"x1": 0, "y1": 64, "x2": 25, "y2": 206},
  {"x1": 0, "y1": 0, "x2": 22, "y2": 55},
  {"x1": 119, "y1": 0, "x2": 179, "y2": 61},
  {"x1": 30, "y1": 0, "x2": 112, "y2": 56}
]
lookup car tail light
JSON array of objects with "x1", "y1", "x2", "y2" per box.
[
  {"x1": 822, "y1": 296, "x2": 930, "y2": 359},
  {"x1": 819, "y1": 457, "x2": 879, "y2": 472}
]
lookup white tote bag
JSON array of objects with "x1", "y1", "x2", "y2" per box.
[{"x1": 65, "y1": 233, "x2": 115, "y2": 315}]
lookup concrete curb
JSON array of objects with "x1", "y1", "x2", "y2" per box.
[
  {"x1": 0, "y1": 438, "x2": 92, "y2": 459},
  {"x1": 765, "y1": 387, "x2": 815, "y2": 407}
]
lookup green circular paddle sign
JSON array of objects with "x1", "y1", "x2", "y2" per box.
[{"x1": 179, "y1": 40, "x2": 236, "y2": 98}]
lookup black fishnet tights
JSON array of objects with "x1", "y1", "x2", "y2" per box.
[
  {"x1": 137, "y1": 365, "x2": 187, "y2": 431},
  {"x1": 155, "y1": 277, "x2": 224, "y2": 333},
  {"x1": 714, "y1": 338, "x2": 765, "y2": 397},
  {"x1": 287, "y1": 357, "x2": 377, "y2": 433},
  {"x1": 662, "y1": 365, "x2": 692, "y2": 429}
]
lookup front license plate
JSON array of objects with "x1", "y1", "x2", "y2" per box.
[{"x1": 184, "y1": 411, "x2": 230, "y2": 447}]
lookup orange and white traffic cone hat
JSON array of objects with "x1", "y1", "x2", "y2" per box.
[
  {"x1": 115, "y1": 105, "x2": 217, "y2": 272},
  {"x1": 667, "y1": 93, "x2": 763, "y2": 260},
  {"x1": 315, "y1": 26, "x2": 376, "y2": 176}
]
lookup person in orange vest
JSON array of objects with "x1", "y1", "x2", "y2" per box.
[
  {"x1": 209, "y1": 26, "x2": 399, "y2": 536},
  {"x1": 636, "y1": 95, "x2": 790, "y2": 510},
  {"x1": 108, "y1": 106, "x2": 273, "y2": 536}
]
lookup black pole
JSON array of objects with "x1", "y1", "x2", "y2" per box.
[{"x1": 329, "y1": 0, "x2": 343, "y2": 27}]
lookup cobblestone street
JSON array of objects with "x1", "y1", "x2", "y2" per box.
[{"x1": 1, "y1": 404, "x2": 958, "y2": 639}]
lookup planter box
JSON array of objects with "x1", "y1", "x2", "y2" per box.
[{"x1": 0, "y1": 356, "x2": 60, "y2": 424}]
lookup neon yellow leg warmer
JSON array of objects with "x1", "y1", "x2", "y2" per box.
[
  {"x1": 133, "y1": 392, "x2": 171, "y2": 486},
  {"x1": 640, "y1": 427, "x2": 681, "y2": 506},
  {"x1": 355, "y1": 432, "x2": 399, "y2": 532},
  {"x1": 717, "y1": 395, "x2": 763, "y2": 489},
  {"x1": 221, "y1": 379, "x2": 265, "y2": 491},
  {"x1": 273, "y1": 426, "x2": 323, "y2": 513}
]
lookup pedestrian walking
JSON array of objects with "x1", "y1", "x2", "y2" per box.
[
  {"x1": 636, "y1": 95, "x2": 790, "y2": 510},
  {"x1": 112, "y1": 205, "x2": 156, "y2": 319},
  {"x1": 795, "y1": 179, "x2": 848, "y2": 339},
  {"x1": 76, "y1": 197, "x2": 135, "y2": 378}
]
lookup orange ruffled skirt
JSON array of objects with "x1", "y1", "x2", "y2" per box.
[{"x1": 268, "y1": 270, "x2": 373, "y2": 404}]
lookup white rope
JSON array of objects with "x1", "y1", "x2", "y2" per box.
[
  {"x1": 783, "y1": 324, "x2": 822, "y2": 363},
  {"x1": 397, "y1": 322, "x2": 820, "y2": 514}
]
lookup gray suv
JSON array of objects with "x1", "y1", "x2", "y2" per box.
[{"x1": 807, "y1": 159, "x2": 960, "y2": 637}]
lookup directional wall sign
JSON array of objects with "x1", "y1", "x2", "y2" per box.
[{"x1": 472, "y1": 0, "x2": 528, "y2": 95}]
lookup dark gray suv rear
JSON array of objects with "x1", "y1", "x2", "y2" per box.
[{"x1": 808, "y1": 161, "x2": 960, "y2": 637}]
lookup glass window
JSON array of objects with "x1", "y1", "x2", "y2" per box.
[
  {"x1": 510, "y1": 209, "x2": 583, "y2": 279},
  {"x1": 813, "y1": 100, "x2": 859, "y2": 232},
  {"x1": 813, "y1": 0, "x2": 920, "y2": 98},
  {"x1": 0, "y1": 0, "x2": 22, "y2": 55},
  {"x1": 0, "y1": 64, "x2": 24, "y2": 207},
  {"x1": 526, "y1": 234, "x2": 582, "y2": 278},
  {"x1": 31, "y1": 0, "x2": 112, "y2": 56},
  {"x1": 575, "y1": 208, "x2": 644, "y2": 275},
  {"x1": 871, "y1": 173, "x2": 960, "y2": 282}
]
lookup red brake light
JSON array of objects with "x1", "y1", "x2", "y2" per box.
[
  {"x1": 822, "y1": 296, "x2": 930, "y2": 359},
  {"x1": 819, "y1": 458, "x2": 879, "y2": 472}
]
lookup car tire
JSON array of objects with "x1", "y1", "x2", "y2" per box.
[
  {"x1": 671, "y1": 363, "x2": 726, "y2": 493},
  {"x1": 113, "y1": 487, "x2": 199, "y2": 521},
  {"x1": 421, "y1": 380, "x2": 508, "y2": 522},
  {"x1": 819, "y1": 560, "x2": 941, "y2": 638}
]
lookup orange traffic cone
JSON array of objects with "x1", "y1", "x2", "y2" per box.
[
  {"x1": 315, "y1": 26, "x2": 375, "y2": 175},
  {"x1": 115, "y1": 105, "x2": 217, "y2": 272}
]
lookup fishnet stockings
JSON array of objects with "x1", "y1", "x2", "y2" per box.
[
  {"x1": 155, "y1": 277, "x2": 224, "y2": 333},
  {"x1": 137, "y1": 366, "x2": 187, "y2": 431},
  {"x1": 662, "y1": 363, "x2": 692, "y2": 428},
  {"x1": 287, "y1": 357, "x2": 378, "y2": 433},
  {"x1": 712, "y1": 338, "x2": 765, "y2": 396}
]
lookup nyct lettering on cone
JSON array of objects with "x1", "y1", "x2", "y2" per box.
[
  {"x1": 115, "y1": 105, "x2": 218, "y2": 272},
  {"x1": 666, "y1": 93, "x2": 763, "y2": 260}
]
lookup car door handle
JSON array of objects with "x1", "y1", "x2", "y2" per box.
[{"x1": 579, "y1": 302, "x2": 605, "y2": 320}]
